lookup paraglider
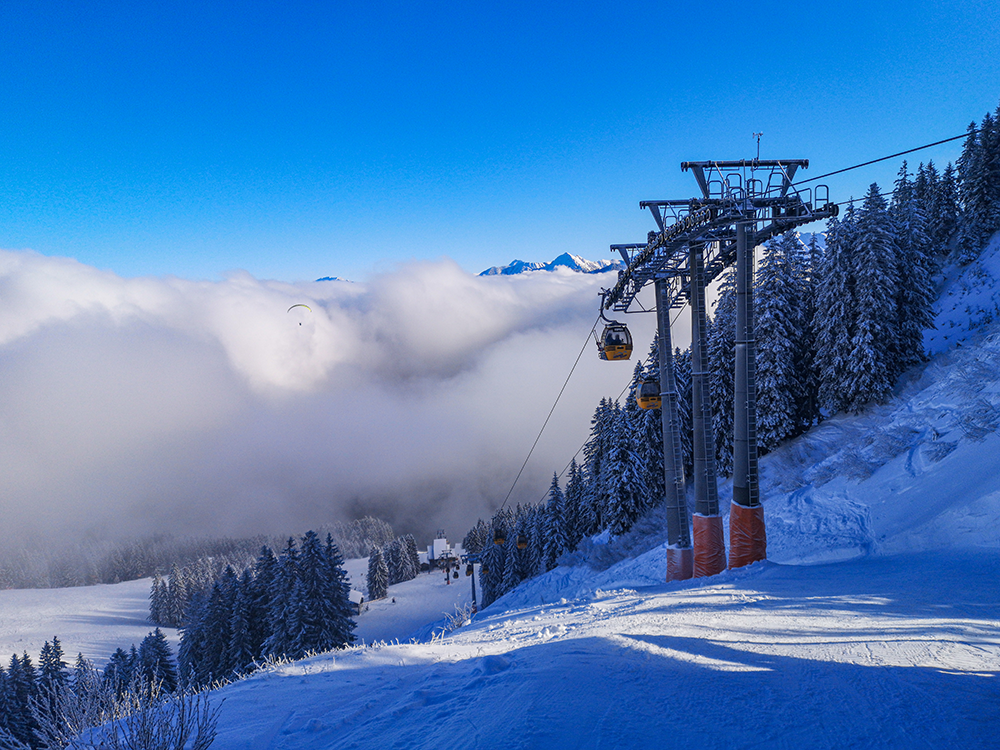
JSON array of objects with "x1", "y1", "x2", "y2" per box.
[{"x1": 287, "y1": 303, "x2": 312, "y2": 325}]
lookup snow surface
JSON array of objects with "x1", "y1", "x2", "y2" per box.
[
  {"x1": 0, "y1": 578, "x2": 179, "y2": 668},
  {"x1": 0, "y1": 561, "x2": 472, "y2": 669},
  {"x1": 206, "y1": 552, "x2": 999, "y2": 750}
]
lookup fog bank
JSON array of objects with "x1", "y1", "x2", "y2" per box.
[{"x1": 0, "y1": 250, "x2": 666, "y2": 546}]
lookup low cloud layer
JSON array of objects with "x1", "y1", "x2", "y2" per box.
[{"x1": 0, "y1": 250, "x2": 664, "y2": 546}]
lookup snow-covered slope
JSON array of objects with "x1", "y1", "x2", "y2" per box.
[
  {"x1": 0, "y1": 560, "x2": 472, "y2": 667},
  {"x1": 757, "y1": 233, "x2": 1000, "y2": 564},
  {"x1": 0, "y1": 578, "x2": 175, "y2": 668},
  {"x1": 206, "y1": 551, "x2": 998, "y2": 750}
]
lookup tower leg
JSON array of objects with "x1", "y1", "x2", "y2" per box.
[
  {"x1": 731, "y1": 222, "x2": 767, "y2": 568},
  {"x1": 656, "y1": 279, "x2": 693, "y2": 581},
  {"x1": 690, "y1": 243, "x2": 726, "y2": 577}
]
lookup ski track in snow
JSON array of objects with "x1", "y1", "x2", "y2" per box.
[{"x1": 208, "y1": 552, "x2": 1000, "y2": 750}]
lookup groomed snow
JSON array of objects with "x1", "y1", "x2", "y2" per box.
[{"x1": 208, "y1": 551, "x2": 999, "y2": 750}]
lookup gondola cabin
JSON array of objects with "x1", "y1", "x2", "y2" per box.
[
  {"x1": 493, "y1": 528, "x2": 506, "y2": 545},
  {"x1": 516, "y1": 534, "x2": 528, "y2": 550},
  {"x1": 637, "y1": 378, "x2": 662, "y2": 410},
  {"x1": 598, "y1": 322, "x2": 632, "y2": 361}
]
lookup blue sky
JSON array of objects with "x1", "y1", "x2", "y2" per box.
[{"x1": 2, "y1": 0, "x2": 998, "y2": 282}]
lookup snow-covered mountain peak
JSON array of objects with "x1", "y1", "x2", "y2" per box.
[{"x1": 479, "y1": 253, "x2": 624, "y2": 276}]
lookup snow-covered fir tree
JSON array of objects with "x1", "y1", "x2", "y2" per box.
[
  {"x1": 262, "y1": 538, "x2": 300, "y2": 661},
  {"x1": 673, "y1": 346, "x2": 694, "y2": 478},
  {"x1": 708, "y1": 268, "x2": 736, "y2": 475},
  {"x1": 815, "y1": 205, "x2": 859, "y2": 414},
  {"x1": 226, "y1": 569, "x2": 257, "y2": 675},
  {"x1": 635, "y1": 353, "x2": 665, "y2": 509},
  {"x1": 367, "y1": 545, "x2": 389, "y2": 600},
  {"x1": 564, "y1": 459, "x2": 586, "y2": 552},
  {"x1": 137, "y1": 628, "x2": 178, "y2": 693},
  {"x1": 321, "y1": 534, "x2": 357, "y2": 650},
  {"x1": 581, "y1": 398, "x2": 614, "y2": 535},
  {"x1": 603, "y1": 398, "x2": 645, "y2": 536},
  {"x1": 891, "y1": 162, "x2": 935, "y2": 373},
  {"x1": 542, "y1": 473, "x2": 567, "y2": 572},
  {"x1": 845, "y1": 184, "x2": 900, "y2": 411},
  {"x1": 755, "y1": 235, "x2": 799, "y2": 449}
]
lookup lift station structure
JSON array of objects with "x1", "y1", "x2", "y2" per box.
[{"x1": 600, "y1": 159, "x2": 838, "y2": 581}]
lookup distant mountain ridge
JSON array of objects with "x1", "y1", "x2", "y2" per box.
[{"x1": 480, "y1": 252, "x2": 624, "y2": 277}]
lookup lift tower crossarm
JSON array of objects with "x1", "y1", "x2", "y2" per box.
[{"x1": 681, "y1": 159, "x2": 808, "y2": 199}]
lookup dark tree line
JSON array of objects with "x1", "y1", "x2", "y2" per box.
[
  {"x1": 366, "y1": 534, "x2": 420, "y2": 600},
  {"x1": 464, "y1": 104, "x2": 1000, "y2": 608},
  {"x1": 173, "y1": 531, "x2": 355, "y2": 689},
  {"x1": 0, "y1": 631, "x2": 177, "y2": 749},
  {"x1": 149, "y1": 516, "x2": 395, "y2": 630},
  {"x1": 1, "y1": 516, "x2": 395, "y2": 592}
]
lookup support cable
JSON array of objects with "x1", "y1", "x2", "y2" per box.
[
  {"x1": 793, "y1": 130, "x2": 975, "y2": 186},
  {"x1": 498, "y1": 315, "x2": 601, "y2": 511},
  {"x1": 536, "y1": 303, "x2": 689, "y2": 504}
]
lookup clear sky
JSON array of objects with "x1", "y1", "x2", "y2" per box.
[{"x1": 2, "y1": 0, "x2": 999, "y2": 282}]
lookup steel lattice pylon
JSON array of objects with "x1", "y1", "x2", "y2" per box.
[{"x1": 603, "y1": 159, "x2": 837, "y2": 581}]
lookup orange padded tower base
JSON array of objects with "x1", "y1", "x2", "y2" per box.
[
  {"x1": 666, "y1": 546, "x2": 693, "y2": 582},
  {"x1": 693, "y1": 514, "x2": 727, "y2": 577},
  {"x1": 729, "y1": 502, "x2": 766, "y2": 569}
]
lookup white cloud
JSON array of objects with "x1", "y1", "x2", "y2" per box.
[{"x1": 0, "y1": 249, "x2": 665, "y2": 545}]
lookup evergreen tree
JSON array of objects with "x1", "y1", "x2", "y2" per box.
[
  {"x1": 815, "y1": 206, "x2": 859, "y2": 414},
  {"x1": 602, "y1": 401, "x2": 645, "y2": 536},
  {"x1": 138, "y1": 628, "x2": 179, "y2": 693},
  {"x1": 957, "y1": 119, "x2": 993, "y2": 262},
  {"x1": 891, "y1": 161, "x2": 935, "y2": 373},
  {"x1": 367, "y1": 546, "x2": 389, "y2": 600},
  {"x1": 384, "y1": 539, "x2": 403, "y2": 586},
  {"x1": 463, "y1": 520, "x2": 490, "y2": 555},
  {"x1": 71, "y1": 653, "x2": 100, "y2": 702},
  {"x1": 634, "y1": 352, "x2": 665, "y2": 511},
  {"x1": 674, "y1": 346, "x2": 694, "y2": 478},
  {"x1": 708, "y1": 268, "x2": 736, "y2": 475},
  {"x1": 542, "y1": 474, "x2": 566, "y2": 571},
  {"x1": 263, "y1": 538, "x2": 300, "y2": 660},
  {"x1": 402, "y1": 535, "x2": 421, "y2": 581},
  {"x1": 6, "y1": 653, "x2": 39, "y2": 747},
  {"x1": 933, "y1": 162, "x2": 962, "y2": 252},
  {"x1": 845, "y1": 184, "x2": 900, "y2": 411},
  {"x1": 289, "y1": 530, "x2": 344, "y2": 657},
  {"x1": 249, "y1": 546, "x2": 278, "y2": 660},
  {"x1": 581, "y1": 398, "x2": 614, "y2": 535},
  {"x1": 227, "y1": 569, "x2": 257, "y2": 676},
  {"x1": 563, "y1": 459, "x2": 585, "y2": 552},
  {"x1": 166, "y1": 563, "x2": 188, "y2": 628},
  {"x1": 754, "y1": 232, "x2": 801, "y2": 452},
  {"x1": 0, "y1": 664, "x2": 11, "y2": 742},
  {"x1": 38, "y1": 637, "x2": 68, "y2": 694},
  {"x1": 320, "y1": 536, "x2": 357, "y2": 650},
  {"x1": 149, "y1": 572, "x2": 168, "y2": 625},
  {"x1": 478, "y1": 518, "x2": 506, "y2": 609},
  {"x1": 102, "y1": 647, "x2": 134, "y2": 699},
  {"x1": 500, "y1": 527, "x2": 522, "y2": 596}
]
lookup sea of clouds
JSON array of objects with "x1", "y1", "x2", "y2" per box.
[{"x1": 0, "y1": 249, "x2": 668, "y2": 547}]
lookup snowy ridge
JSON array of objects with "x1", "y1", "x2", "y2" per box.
[{"x1": 480, "y1": 252, "x2": 624, "y2": 276}]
